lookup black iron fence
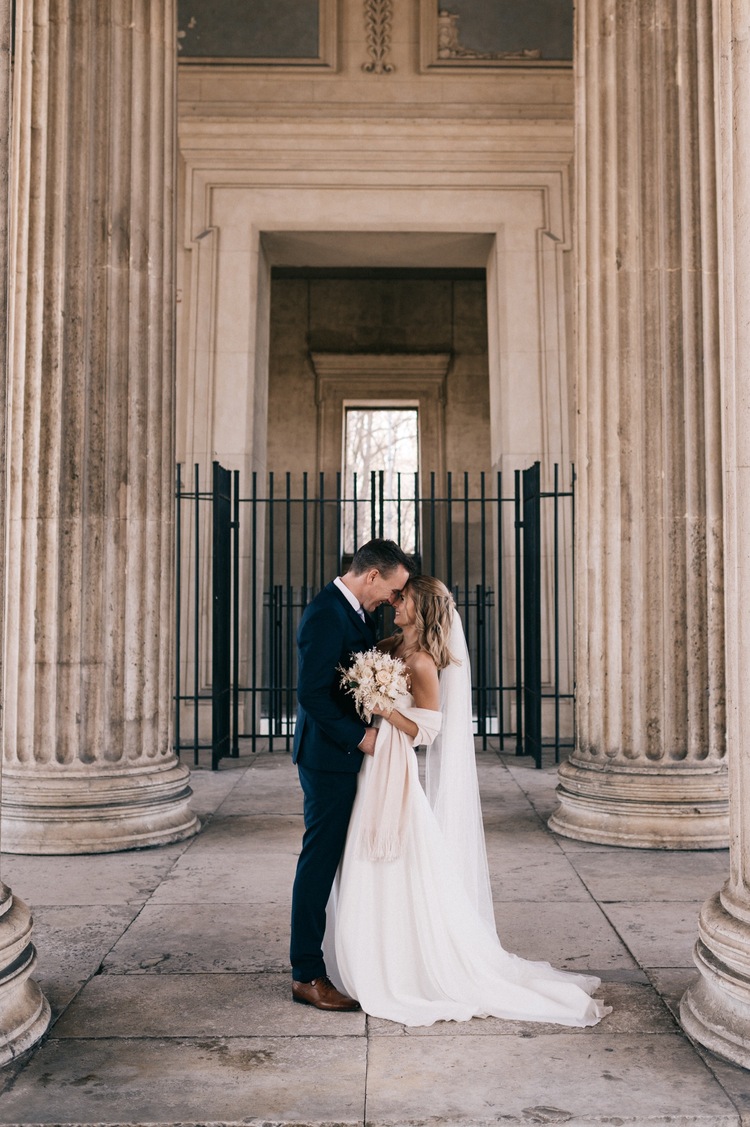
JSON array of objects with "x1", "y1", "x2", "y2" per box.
[{"x1": 175, "y1": 464, "x2": 575, "y2": 769}]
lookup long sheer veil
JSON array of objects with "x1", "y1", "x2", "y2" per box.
[{"x1": 425, "y1": 606, "x2": 496, "y2": 932}]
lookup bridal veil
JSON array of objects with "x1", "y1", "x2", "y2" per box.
[{"x1": 426, "y1": 606, "x2": 496, "y2": 931}]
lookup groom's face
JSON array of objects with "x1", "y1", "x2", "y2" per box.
[{"x1": 359, "y1": 565, "x2": 410, "y2": 613}]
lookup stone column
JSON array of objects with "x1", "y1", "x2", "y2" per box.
[
  {"x1": 0, "y1": 0, "x2": 51, "y2": 1058},
  {"x1": 680, "y1": 0, "x2": 750, "y2": 1066},
  {"x1": 549, "y1": 0, "x2": 727, "y2": 848},
  {"x1": 3, "y1": 1, "x2": 198, "y2": 853}
]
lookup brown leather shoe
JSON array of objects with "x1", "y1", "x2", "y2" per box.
[{"x1": 292, "y1": 976, "x2": 360, "y2": 1012}]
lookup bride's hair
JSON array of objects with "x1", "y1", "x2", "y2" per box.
[{"x1": 406, "y1": 576, "x2": 457, "y2": 671}]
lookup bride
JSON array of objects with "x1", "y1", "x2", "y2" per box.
[{"x1": 325, "y1": 575, "x2": 611, "y2": 1028}]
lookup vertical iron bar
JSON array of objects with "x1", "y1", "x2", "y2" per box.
[
  {"x1": 379, "y1": 469, "x2": 385, "y2": 538},
  {"x1": 497, "y1": 470, "x2": 505, "y2": 750},
  {"x1": 446, "y1": 472, "x2": 453, "y2": 593},
  {"x1": 571, "y1": 463, "x2": 577, "y2": 760},
  {"x1": 319, "y1": 472, "x2": 326, "y2": 591},
  {"x1": 175, "y1": 464, "x2": 182, "y2": 758},
  {"x1": 462, "y1": 473, "x2": 471, "y2": 730},
  {"x1": 352, "y1": 471, "x2": 358, "y2": 552},
  {"x1": 479, "y1": 472, "x2": 488, "y2": 748},
  {"x1": 522, "y1": 463, "x2": 542, "y2": 768},
  {"x1": 429, "y1": 473, "x2": 436, "y2": 576},
  {"x1": 193, "y1": 464, "x2": 200, "y2": 765},
  {"x1": 286, "y1": 472, "x2": 293, "y2": 751},
  {"x1": 397, "y1": 472, "x2": 402, "y2": 546},
  {"x1": 414, "y1": 471, "x2": 420, "y2": 562},
  {"x1": 336, "y1": 471, "x2": 342, "y2": 571},
  {"x1": 553, "y1": 463, "x2": 561, "y2": 763},
  {"x1": 232, "y1": 470, "x2": 240, "y2": 757},
  {"x1": 301, "y1": 471, "x2": 309, "y2": 748},
  {"x1": 302, "y1": 472, "x2": 309, "y2": 599},
  {"x1": 251, "y1": 471, "x2": 258, "y2": 754},
  {"x1": 268, "y1": 472, "x2": 275, "y2": 753},
  {"x1": 370, "y1": 470, "x2": 376, "y2": 541},
  {"x1": 211, "y1": 463, "x2": 232, "y2": 770},
  {"x1": 514, "y1": 469, "x2": 523, "y2": 756}
]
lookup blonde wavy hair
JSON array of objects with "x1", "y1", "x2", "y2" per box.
[{"x1": 405, "y1": 575, "x2": 457, "y2": 671}]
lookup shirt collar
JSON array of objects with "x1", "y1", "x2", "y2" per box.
[{"x1": 334, "y1": 576, "x2": 365, "y2": 619}]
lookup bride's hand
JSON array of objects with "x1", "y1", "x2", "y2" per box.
[{"x1": 369, "y1": 703, "x2": 393, "y2": 719}]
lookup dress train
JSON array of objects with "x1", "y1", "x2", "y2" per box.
[{"x1": 325, "y1": 698, "x2": 610, "y2": 1028}]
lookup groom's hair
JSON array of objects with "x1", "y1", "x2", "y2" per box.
[{"x1": 349, "y1": 539, "x2": 416, "y2": 578}]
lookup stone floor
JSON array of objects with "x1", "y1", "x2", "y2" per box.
[{"x1": 0, "y1": 746, "x2": 747, "y2": 1127}]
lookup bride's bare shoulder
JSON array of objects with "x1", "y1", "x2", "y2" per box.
[
  {"x1": 408, "y1": 650, "x2": 439, "y2": 687},
  {"x1": 408, "y1": 650, "x2": 440, "y2": 709}
]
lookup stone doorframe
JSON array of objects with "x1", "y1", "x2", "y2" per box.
[
  {"x1": 175, "y1": 120, "x2": 576, "y2": 738},
  {"x1": 309, "y1": 351, "x2": 451, "y2": 483},
  {"x1": 175, "y1": 119, "x2": 574, "y2": 483}
]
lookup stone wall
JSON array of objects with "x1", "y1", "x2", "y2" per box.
[{"x1": 266, "y1": 273, "x2": 490, "y2": 477}]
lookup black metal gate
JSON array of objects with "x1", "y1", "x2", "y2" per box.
[{"x1": 175, "y1": 464, "x2": 574, "y2": 769}]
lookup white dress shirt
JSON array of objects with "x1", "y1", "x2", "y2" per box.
[{"x1": 334, "y1": 576, "x2": 365, "y2": 620}]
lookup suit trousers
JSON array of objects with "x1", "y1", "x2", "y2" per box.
[{"x1": 290, "y1": 764, "x2": 359, "y2": 982}]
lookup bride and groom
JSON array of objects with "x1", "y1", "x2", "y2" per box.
[{"x1": 290, "y1": 539, "x2": 610, "y2": 1027}]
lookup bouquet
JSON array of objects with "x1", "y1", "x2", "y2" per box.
[{"x1": 339, "y1": 648, "x2": 409, "y2": 723}]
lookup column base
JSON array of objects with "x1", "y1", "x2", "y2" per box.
[
  {"x1": 0, "y1": 886, "x2": 50, "y2": 1064},
  {"x1": 1, "y1": 757, "x2": 200, "y2": 855},
  {"x1": 680, "y1": 890, "x2": 750, "y2": 1069},
  {"x1": 548, "y1": 755, "x2": 729, "y2": 849}
]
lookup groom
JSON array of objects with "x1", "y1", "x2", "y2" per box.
[{"x1": 290, "y1": 538, "x2": 414, "y2": 1010}]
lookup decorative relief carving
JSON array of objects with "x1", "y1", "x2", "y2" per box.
[
  {"x1": 362, "y1": 0, "x2": 395, "y2": 74},
  {"x1": 437, "y1": 8, "x2": 541, "y2": 61}
]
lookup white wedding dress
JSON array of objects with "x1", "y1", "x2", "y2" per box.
[{"x1": 325, "y1": 612, "x2": 611, "y2": 1029}]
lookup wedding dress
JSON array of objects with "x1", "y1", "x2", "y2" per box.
[{"x1": 325, "y1": 611, "x2": 610, "y2": 1028}]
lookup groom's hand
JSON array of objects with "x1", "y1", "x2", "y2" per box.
[{"x1": 358, "y1": 727, "x2": 377, "y2": 756}]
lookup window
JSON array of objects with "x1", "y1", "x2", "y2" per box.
[{"x1": 343, "y1": 408, "x2": 419, "y2": 554}]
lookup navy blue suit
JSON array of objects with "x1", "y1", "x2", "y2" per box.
[{"x1": 290, "y1": 582, "x2": 376, "y2": 982}]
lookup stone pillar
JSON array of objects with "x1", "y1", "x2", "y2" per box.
[
  {"x1": 0, "y1": 0, "x2": 51, "y2": 1058},
  {"x1": 3, "y1": 1, "x2": 199, "y2": 853},
  {"x1": 549, "y1": 0, "x2": 727, "y2": 848},
  {"x1": 680, "y1": 1, "x2": 750, "y2": 1066}
]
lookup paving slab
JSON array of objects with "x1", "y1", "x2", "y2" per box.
[
  {"x1": 496, "y1": 900, "x2": 639, "y2": 972},
  {"x1": 489, "y1": 851, "x2": 591, "y2": 902},
  {"x1": 485, "y1": 831, "x2": 564, "y2": 863},
  {"x1": 364, "y1": 1032, "x2": 739, "y2": 1126},
  {"x1": 101, "y1": 901, "x2": 290, "y2": 973},
  {"x1": 1, "y1": 847, "x2": 186, "y2": 906},
  {"x1": 602, "y1": 901, "x2": 705, "y2": 968},
  {"x1": 28, "y1": 905, "x2": 139, "y2": 1017},
  {"x1": 185, "y1": 763, "x2": 247, "y2": 816},
  {"x1": 483, "y1": 804, "x2": 553, "y2": 837},
  {"x1": 648, "y1": 967, "x2": 698, "y2": 1018},
  {"x1": 148, "y1": 840, "x2": 296, "y2": 904},
  {"x1": 216, "y1": 764, "x2": 304, "y2": 816},
  {"x1": 571, "y1": 850, "x2": 730, "y2": 903},
  {"x1": 53, "y1": 972, "x2": 365, "y2": 1038},
  {"x1": 0, "y1": 1035, "x2": 367, "y2": 1126},
  {"x1": 179, "y1": 812, "x2": 302, "y2": 855}
]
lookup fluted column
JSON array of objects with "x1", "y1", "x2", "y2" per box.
[
  {"x1": 680, "y1": 0, "x2": 750, "y2": 1066},
  {"x1": 549, "y1": 0, "x2": 727, "y2": 848},
  {"x1": 4, "y1": 1, "x2": 198, "y2": 853},
  {"x1": 0, "y1": 0, "x2": 50, "y2": 1057}
]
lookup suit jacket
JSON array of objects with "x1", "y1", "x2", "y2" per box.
[{"x1": 292, "y1": 582, "x2": 376, "y2": 772}]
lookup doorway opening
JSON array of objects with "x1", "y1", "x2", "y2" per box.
[{"x1": 343, "y1": 406, "x2": 420, "y2": 557}]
